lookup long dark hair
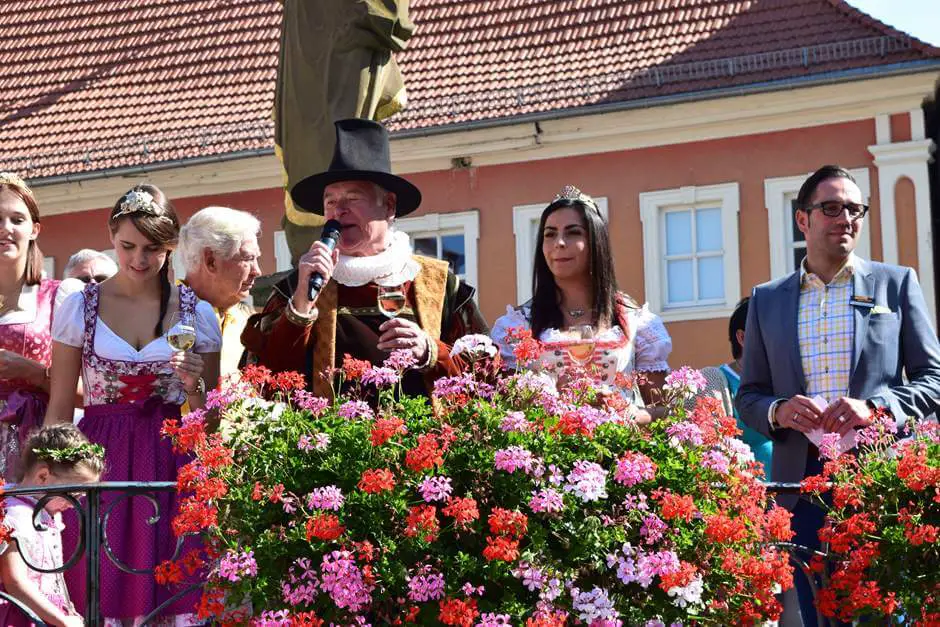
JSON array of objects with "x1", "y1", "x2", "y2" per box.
[
  {"x1": 530, "y1": 195, "x2": 619, "y2": 339},
  {"x1": 108, "y1": 184, "x2": 180, "y2": 337},
  {"x1": 0, "y1": 177, "x2": 44, "y2": 285}
]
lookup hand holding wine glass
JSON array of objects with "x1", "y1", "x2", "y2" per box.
[
  {"x1": 566, "y1": 324, "x2": 596, "y2": 365},
  {"x1": 377, "y1": 284, "x2": 407, "y2": 318},
  {"x1": 166, "y1": 311, "x2": 196, "y2": 352}
]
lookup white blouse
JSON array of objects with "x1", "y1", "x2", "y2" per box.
[
  {"x1": 52, "y1": 289, "x2": 221, "y2": 406},
  {"x1": 53, "y1": 291, "x2": 221, "y2": 360},
  {"x1": 0, "y1": 278, "x2": 84, "y2": 326},
  {"x1": 491, "y1": 302, "x2": 672, "y2": 400}
]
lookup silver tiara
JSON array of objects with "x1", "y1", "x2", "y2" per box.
[
  {"x1": 112, "y1": 189, "x2": 162, "y2": 221},
  {"x1": 554, "y1": 185, "x2": 599, "y2": 212},
  {"x1": 0, "y1": 172, "x2": 29, "y2": 192}
]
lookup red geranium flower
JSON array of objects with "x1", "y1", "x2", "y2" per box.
[
  {"x1": 488, "y1": 508, "x2": 527, "y2": 539},
  {"x1": 305, "y1": 513, "x2": 345, "y2": 542},
  {"x1": 442, "y1": 496, "x2": 479, "y2": 530},
  {"x1": 273, "y1": 370, "x2": 306, "y2": 392},
  {"x1": 358, "y1": 468, "x2": 396, "y2": 494},
  {"x1": 658, "y1": 491, "x2": 697, "y2": 523},
  {"x1": 404, "y1": 504, "x2": 439, "y2": 542},
  {"x1": 482, "y1": 535, "x2": 519, "y2": 562},
  {"x1": 154, "y1": 559, "x2": 183, "y2": 585},
  {"x1": 371, "y1": 416, "x2": 406, "y2": 447},
  {"x1": 438, "y1": 597, "x2": 479, "y2": 626},
  {"x1": 342, "y1": 354, "x2": 371, "y2": 381},
  {"x1": 240, "y1": 364, "x2": 273, "y2": 388},
  {"x1": 405, "y1": 434, "x2": 444, "y2": 473}
]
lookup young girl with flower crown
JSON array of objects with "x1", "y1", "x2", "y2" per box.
[{"x1": 0, "y1": 423, "x2": 105, "y2": 626}]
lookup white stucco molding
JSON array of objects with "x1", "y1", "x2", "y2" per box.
[{"x1": 868, "y1": 137, "x2": 936, "y2": 321}]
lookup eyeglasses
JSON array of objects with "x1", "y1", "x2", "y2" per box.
[
  {"x1": 75, "y1": 274, "x2": 111, "y2": 284},
  {"x1": 803, "y1": 201, "x2": 869, "y2": 221}
]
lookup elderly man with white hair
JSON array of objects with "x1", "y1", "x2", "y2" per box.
[
  {"x1": 62, "y1": 248, "x2": 118, "y2": 283},
  {"x1": 178, "y1": 206, "x2": 262, "y2": 376}
]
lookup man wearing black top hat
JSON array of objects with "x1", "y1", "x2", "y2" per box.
[{"x1": 242, "y1": 118, "x2": 488, "y2": 398}]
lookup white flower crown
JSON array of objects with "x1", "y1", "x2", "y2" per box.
[{"x1": 112, "y1": 189, "x2": 163, "y2": 221}]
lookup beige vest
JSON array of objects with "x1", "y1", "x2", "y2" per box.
[{"x1": 311, "y1": 256, "x2": 449, "y2": 398}]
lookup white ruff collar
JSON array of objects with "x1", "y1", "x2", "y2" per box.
[{"x1": 331, "y1": 230, "x2": 421, "y2": 287}]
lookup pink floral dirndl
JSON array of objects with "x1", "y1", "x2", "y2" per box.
[
  {"x1": 0, "y1": 492, "x2": 76, "y2": 626},
  {"x1": 63, "y1": 283, "x2": 199, "y2": 625},
  {"x1": 0, "y1": 279, "x2": 60, "y2": 482}
]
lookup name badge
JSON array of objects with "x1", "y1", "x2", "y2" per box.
[{"x1": 850, "y1": 295, "x2": 874, "y2": 308}]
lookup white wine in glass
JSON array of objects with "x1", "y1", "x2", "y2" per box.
[
  {"x1": 166, "y1": 312, "x2": 196, "y2": 352},
  {"x1": 566, "y1": 325, "x2": 596, "y2": 365},
  {"x1": 377, "y1": 285, "x2": 406, "y2": 318}
]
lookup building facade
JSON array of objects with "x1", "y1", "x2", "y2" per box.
[{"x1": 4, "y1": 0, "x2": 939, "y2": 367}]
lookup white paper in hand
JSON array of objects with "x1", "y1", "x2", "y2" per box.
[{"x1": 803, "y1": 395, "x2": 858, "y2": 456}]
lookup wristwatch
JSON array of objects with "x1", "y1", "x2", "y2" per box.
[{"x1": 186, "y1": 377, "x2": 206, "y2": 396}]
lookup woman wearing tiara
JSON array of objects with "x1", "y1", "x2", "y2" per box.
[
  {"x1": 44, "y1": 185, "x2": 221, "y2": 625},
  {"x1": 0, "y1": 172, "x2": 83, "y2": 482},
  {"x1": 491, "y1": 185, "x2": 673, "y2": 423}
]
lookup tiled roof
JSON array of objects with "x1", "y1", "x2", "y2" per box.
[{"x1": 1, "y1": 0, "x2": 937, "y2": 180}]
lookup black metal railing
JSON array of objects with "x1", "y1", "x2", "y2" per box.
[
  {"x1": 0, "y1": 481, "x2": 194, "y2": 627},
  {"x1": 765, "y1": 481, "x2": 831, "y2": 627}
]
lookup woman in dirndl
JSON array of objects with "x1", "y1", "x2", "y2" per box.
[
  {"x1": 44, "y1": 184, "x2": 221, "y2": 625},
  {"x1": 491, "y1": 185, "x2": 673, "y2": 424},
  {"x1": 0, "y1": 172, "x2": 83, "y2": 483}
]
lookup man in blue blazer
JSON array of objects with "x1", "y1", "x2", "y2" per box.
[{"x1": 736, "y1": 164, "x2": 940, "y2": 625}]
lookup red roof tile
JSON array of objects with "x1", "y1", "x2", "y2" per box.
[{"x1": 0, "y1": 0, "x2": 937, "y2": 180}]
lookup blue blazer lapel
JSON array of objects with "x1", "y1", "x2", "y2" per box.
[
  {"x1": 851, "y1": 258, "x2": 875, "y2": 376},
  {"x1": 780, "y1": 272, "x2": 806, "y2": 393}
]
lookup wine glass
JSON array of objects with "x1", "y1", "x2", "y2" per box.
[
  {"x1": 166, "y1": 311, "x2": 197, "y2": 352},
  {"x1": 377, "y1": 285, "x2": 406, "y2": 318},
  {"x1": 566, "y1": 324, "x2": 596, "y2": 366}
]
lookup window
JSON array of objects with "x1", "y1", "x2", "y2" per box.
[
  {"x1": 764, "y1": 168, "x2": 871, "y2": 278},
  {"x1": 395, "y1": 210, "x2": 480, "y2": 290},
  {"x1": 511, "y1": 198, "x2": 609, "y2": 304},
  {"x1": 43, "y1": 257, "x2": 55, "y2": 279},
  {"x1": 639, "y1": 183, "x2": 741, "y2": 322}
]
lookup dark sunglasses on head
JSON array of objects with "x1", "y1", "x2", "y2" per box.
[
  {"x1": 76, "y1": 274, "x2": 111, "y2": 284},
  {"x1": 803, "y1": 201, "x2": 869, "y2": 220}
]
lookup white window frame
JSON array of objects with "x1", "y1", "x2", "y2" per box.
[
  {"x1": 511, "y1": 198, "x2": 609, "y2": 304},
  {"x1": 395, "y1": 210, "x2": 480, "y2": 291},
  {"x1": 273, "y1": 230, "x2": 292, "y2": 272},
  {"x1": 764, "y1": 168, "x2": 871, "y2": 279},
  {"x1": 639, "y1": 183, "x2": 741, "y2": 322}
]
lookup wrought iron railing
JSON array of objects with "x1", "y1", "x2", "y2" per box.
[
  {"x1": 0, "y1": 481, "x2": 829, "y2": 626},
  {"x1": 0, "y1": 481, "x2": 194, "y2": 627},
  {"x1": 765, "y1": 481, "x2": 831, "y2": 627}
]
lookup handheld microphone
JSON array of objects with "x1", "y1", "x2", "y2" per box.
[{"x1": 308, "y1": 219, "x2": 342, "y2": 300}]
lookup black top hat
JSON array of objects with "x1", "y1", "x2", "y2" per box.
[{"x1": 290, "y1": 118, "x2": 422, "y2": 217}]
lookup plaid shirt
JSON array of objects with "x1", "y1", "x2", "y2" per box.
[{"x1": 798, "y1": 255, "x2": 856, "y2": 401}]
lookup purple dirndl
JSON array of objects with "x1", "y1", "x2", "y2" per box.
[{"x1": 62, "y1": 284, "x2": 201, "y2": 625}]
